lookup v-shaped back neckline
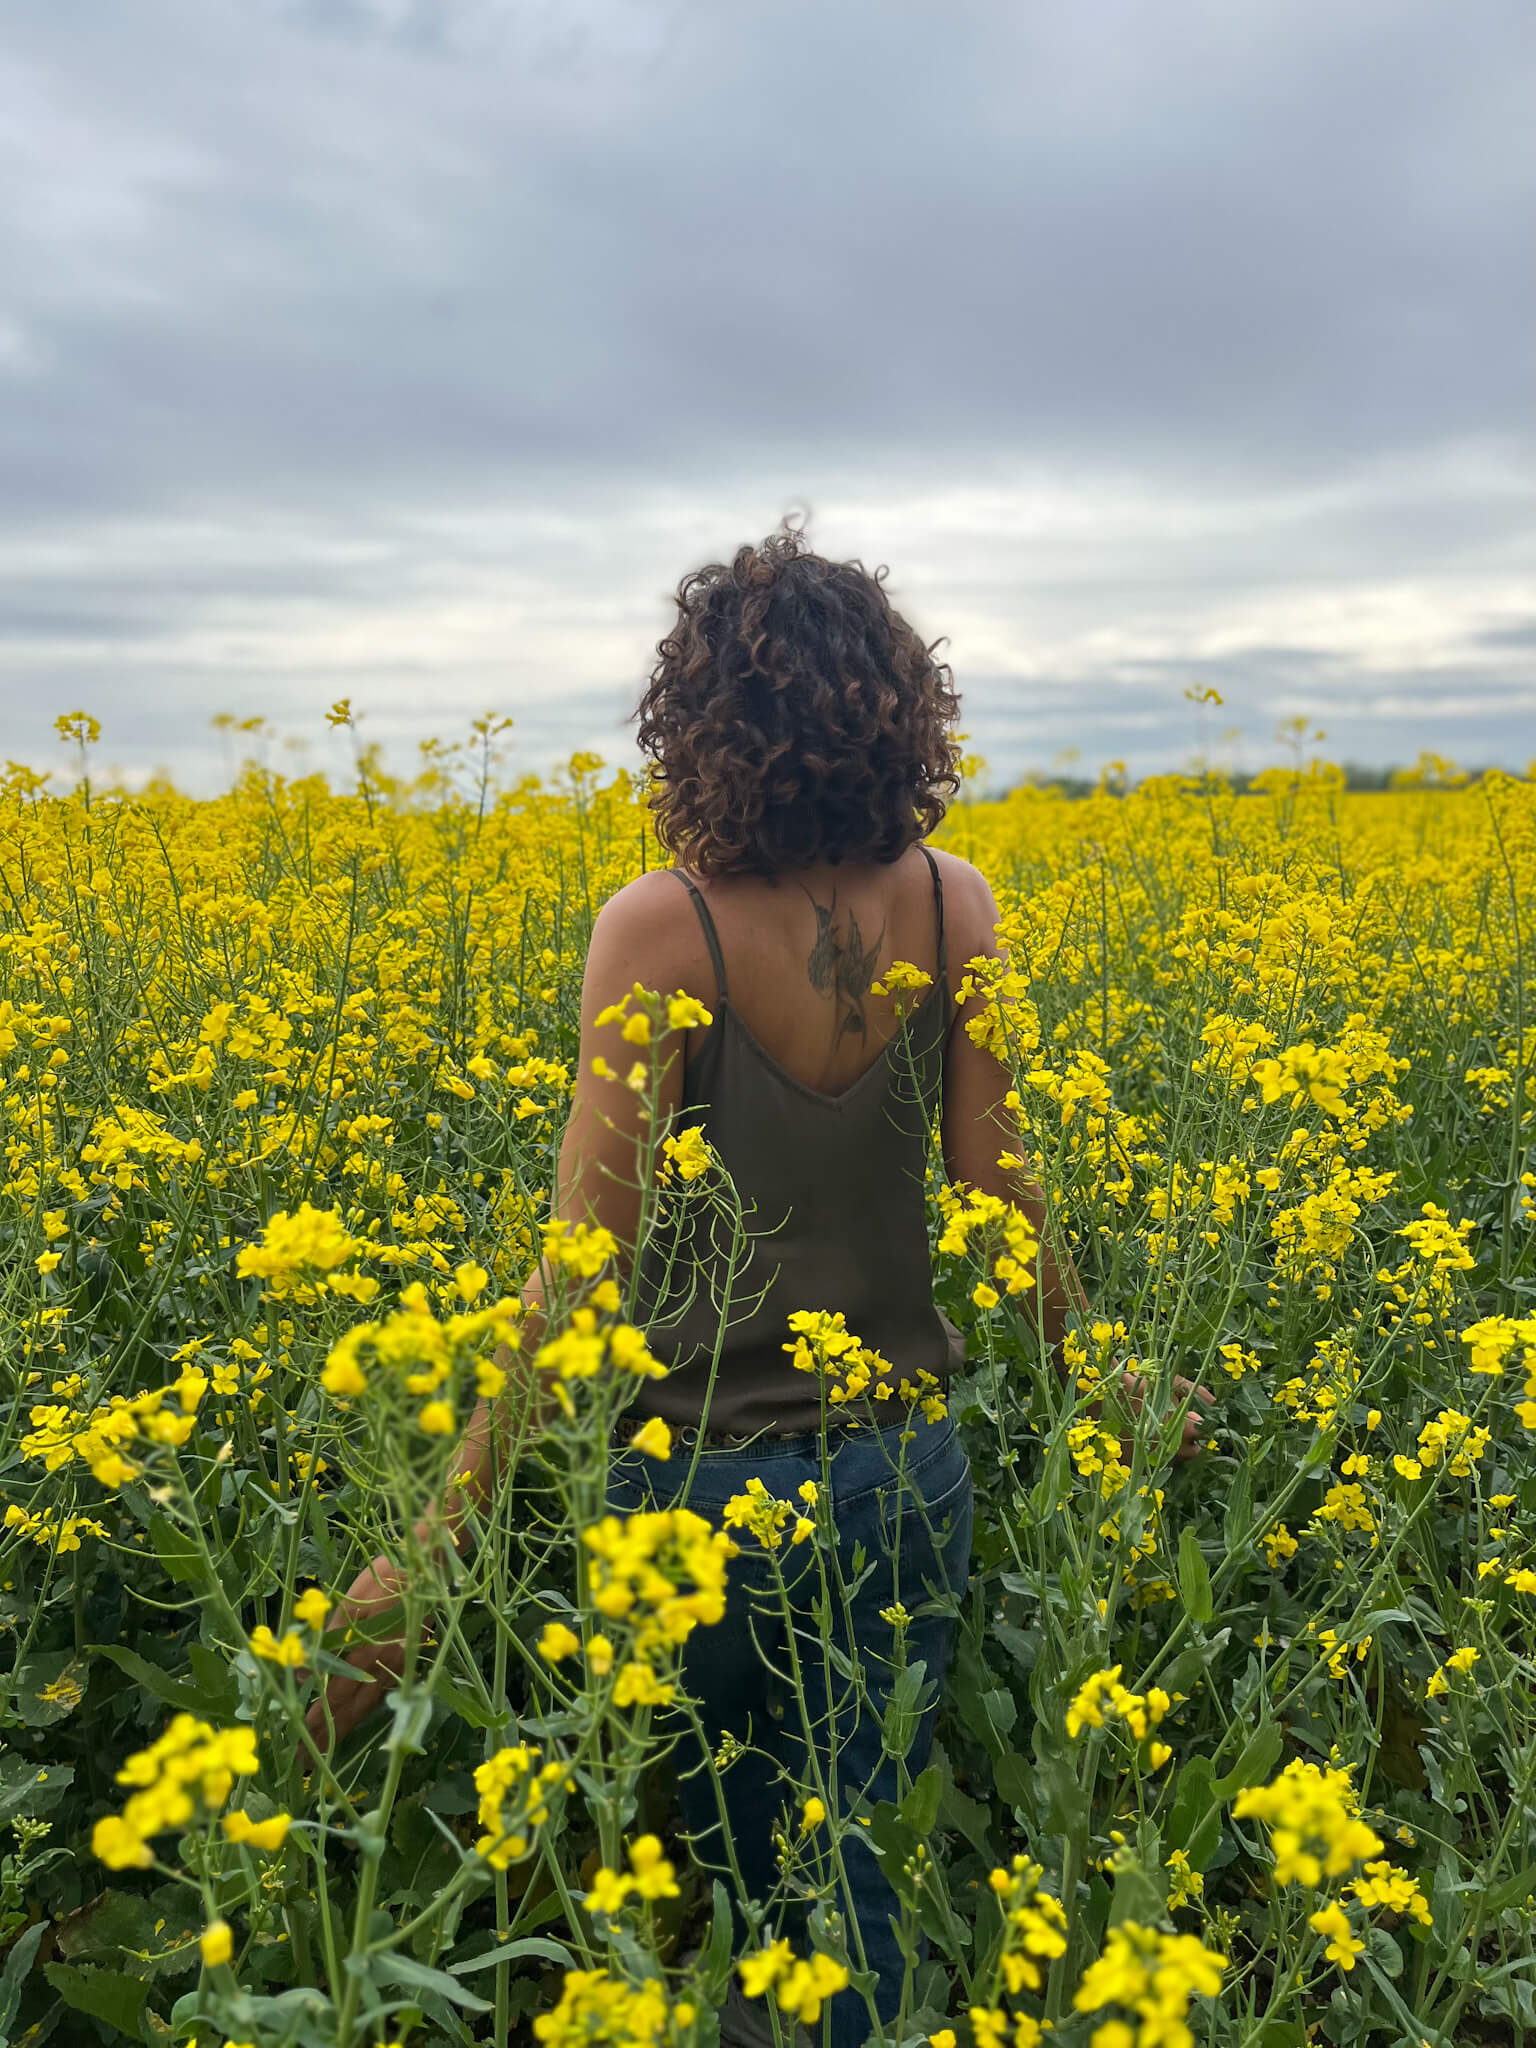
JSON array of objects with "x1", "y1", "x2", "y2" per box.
[{"x1": 706, "y1": 971, "x2": 948, "y2": 1112}]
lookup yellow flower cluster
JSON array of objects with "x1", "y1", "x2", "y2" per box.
[
  {"x1": 21, "y1": 1383, "x2": 183, "y2": 1490},
  {"x1": 1274, "y1": 1331, "x2": 1365, "y2": 1429},
  {"x1": 984, "y1": 1856, "x2": 1068, "y2": 1995},
  {"x1": 738, "y1": 1941, "x2": 850, "y2": 2025},
  {"x1": 590, "y1": 984, "x2": 713, "y2": 1089},
  {"x1": 1065, "y1": 1666, "x2": 1172, "y2": 1768},
  {"x1": 222, "y1": 1809, "x2": 292, "y2": 1851},
  {"x1": 658, "y1": 1124, "x2": 712, "y2": 1182},
  {"x1": 1301, "y1": 1852, "x2": 1434, "y2": 1976},
  {"x1": 1066, "y1": 1419, "x2": 1132, "y2": 1500},
  {"x1": 582, "y1": 1834, "x2": 680, "y2": 1917},
  {"x1": 536, "y1": 1309, "x2": 668, "y2": 1387},
  {"x1": 1308, "y1": 1482, "x2": 1377, "y2": 1537},
  {"x1": 249, "y1": 1586, "x2": 332, "y2": 1667},
  {"x1": 780, "y1": 1308, "x2": 949, "y2": 1424},
  {"x1": 1250, "y1": 1041, "x2": 1352, "y2": 1117},
  {"x1": 1392, "y1": 1407, "x2": 1491, "y2": 1481},
  {"x1": 541, "y1": 1219, "x2": 623, "y2": 1279},
  {"x1": 92, "y1": 1715, "x2": 259, "y2": 1869},
  {"x1": 533, "y1": 1969, "x2": 682, "y2": 2048},
  {"x1": 1463, "y1": 1313, "x2": 1536, "y2": 1394},
  {"x1": 1350, "y1": 1859, "x2": 1432, "y2": 1925},
  {"x1": 1071, "y1": 1922, "x2": 1227, "y2": 2048},
  {"x1": 319, "y1": 1278, "x2": 522, "y2": 1430},
  {"x1": 1232, "y1": 1759, "x2": 1383, "y2": 1885},
  {"x1": 235, "y1": 1200, "x2": 377, "y2": 1304},
  {"x1": 870, "y1": 958, "x2": 933, "y2": 997},
  {"x1": 935, "y1": 1188, "x2": 1039, "y2": 1311},
  {"x1": 1425, "y1": 1645, "x2": 1481, "y2": 1699},
  {"x1": 3, "y1": 1503, "x2": 108, "y2": 1552},
  {"x1": 952, "y1": 950, "x2": 1041, "y2": 1064},
  {"x1": 782, "y1": 1307, "x2": 890, "y2": 1403},
  {"x1": 965, "y1": 2013, "x2": 1044, "y2": 2048},
  {"x1": 473, "y1": 1742, "x2": 572, "y2": 1869},
  {"x1": 581, "y1": 1506, "x2": 734, "y2": 1674},
  {"x1": 722, "y1": 1474, "x2": 818, "y2": 1551},
  {"x1": 1262, "y1": 1522, "x2": 1299, "y2": 1567},
  {"x1": 1313, "y1": 1627, "x2": 1372, "y2": 1682}
]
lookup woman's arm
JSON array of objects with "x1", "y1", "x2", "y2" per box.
[
  {"x1": 302, "y1": 878, "x2": 697, "y2": 1750},
  {"x1": 934, "y1": 852, "x2": 1210, "y2": 1456},
  {"x1": 937, "y1": 855, "x2": 1089, "y2": 1363}
]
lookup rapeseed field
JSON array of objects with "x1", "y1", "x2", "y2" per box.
[{"x1": 1, "y1": 717, "x2": 1532, "y2": 2048}]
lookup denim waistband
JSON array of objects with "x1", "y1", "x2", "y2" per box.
[{"x1": 612, "y1": 1407, "x2": 950, "y2": 1463}]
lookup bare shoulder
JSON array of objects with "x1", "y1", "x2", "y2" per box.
[
  {"x1": 924, "y1": 846, "x2": 1002, "y2": 960},
  {"x1": 585, "y1": 868, "x2": 716, "y2": 1002},
  {"x1": 592, "y1": 868, "x2": 694, "y2": 942}
]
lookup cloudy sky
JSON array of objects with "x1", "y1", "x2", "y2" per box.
[{"x1": 3, "y1": 0, "x2": 1533, "y2": 795}]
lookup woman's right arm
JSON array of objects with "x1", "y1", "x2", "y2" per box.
[
  {"x1": 936, "y1": 854, "x2": 1088, "y2": 1364},
  {"x1": 934, "y1": 853, "x2": 1210, "y2": 1454}
]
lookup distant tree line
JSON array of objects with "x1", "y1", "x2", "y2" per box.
[{"x1": 987, "y1": 756, "x2": 1516, "y2": 801}]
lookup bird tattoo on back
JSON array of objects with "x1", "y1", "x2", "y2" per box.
[{"x1": 802, "y1": 888, "x2": 885, "y2": 1043}]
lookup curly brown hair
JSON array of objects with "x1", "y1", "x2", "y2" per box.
[{"x1": 634, "y1": 524, "x2": 962, "y2": 875}]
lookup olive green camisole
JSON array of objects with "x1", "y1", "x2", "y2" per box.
[{"x1": 631, "y1": 844, "x2": 966, "y2": 1436}]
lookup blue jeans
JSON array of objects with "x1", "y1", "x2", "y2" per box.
[{"x1": 606, "y1": 1408, "x2": 974, "y2": 2048}]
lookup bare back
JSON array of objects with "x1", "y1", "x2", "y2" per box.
[{"x1": 665, "y1": 842, "x2": 953, "y2": 1096}]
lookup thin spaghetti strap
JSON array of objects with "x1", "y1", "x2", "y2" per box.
[
  {"x1": 918, "y1": 843, "x2": 947, "y2": 981},
  {"x1": 672, "y1": 870, "x2": 729, "y2": 1003}
]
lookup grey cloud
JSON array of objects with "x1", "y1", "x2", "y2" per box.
[
  {"x1": 0, "y1": 0, "x2": 1532, "y2": 787},
  {"x1": 5, "y1": 0, "x2": 1534, "y2": 517}
]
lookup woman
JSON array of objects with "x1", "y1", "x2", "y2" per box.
[{"x1": 309, "y1": 526, "x2": 1210, "y2": 2045}]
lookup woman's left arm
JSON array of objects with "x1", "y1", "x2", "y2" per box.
[
  {"x1": 453, "y1": 875, "x2": 693, "y2": 1488},
  {"x1": 303, "y1": 882, "x2": 695, "y2": 1749}
]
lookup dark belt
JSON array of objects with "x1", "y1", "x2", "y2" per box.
[{"x1": 611, "y1": 1411, "x2": 863, "y2": 1451}]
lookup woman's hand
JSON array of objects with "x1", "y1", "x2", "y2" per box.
[
  {"x1": 301, "y1": 1553, "x2": 412, "y2": 1754},
  {"x1": 1117, "y1": 1370, "x2": 1216, "y2": 1462},
  {"x1": 297, "y1": 1386, "x2": 522, "y2": 1758}
]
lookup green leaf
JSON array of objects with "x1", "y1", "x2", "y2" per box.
[
  {"x1": 1363, "y1": 1925, "x2": 1403, "y2": 1978},
  {"x1": 428, "y1": 1678, "x2": 504, "y2": 1731},
  {"x1": 0, "y1": 1758, "x2": 73, "y2": 1827},
  {"x1": 881, "y1": 1659, "x2": 929, "y2": 1762},
  {"x1": 1177, "y1": 1527, "x2": 1213, "y2": 1625},
  {"x1": 1222, "y1": 1463, "x2": 1252, "y2": 1551},
  {"x1": 865, "y1": 1802, "x2": 919, "y2": 1891},
  {"x1": 1485, "y1": 1859, "x2": 1536, "y2": 1915},
  {"x1": 185, "y1": 1645, "x2": 241, "y2": 1721},
  {"x1": 938, "y1": 1772, "x2": 996, "y2": 1859},
  {"x1": 11, "y1": 1655, "x2": 89, "y2": 1729},
  {"x1": 1164, "y1": 1755, "x2": 1222, "y2": 1868},
  {"x1": 1250, "y1": 2025, "x2": 1307, "y2": 2048},
  {"x1": 992, "y1": 1753, "x2": 1035, "y2": 1819},
  {"x1": 92, "y1": 1645, "x2": 208, "y2": 1717},
  {"x1": 369, "y1": 1952, "x2": 492, "y2": 2011},
  {"x1": 900, "y1": 1765, "x2": 942, "y2": 1838},
  {"x1": 449, "y1": 1936, "x2": 576, "y2": 1976},
  {"x1": 385, "y1": 1690, "x2": 433, "y2": 1756},
  {"x1": 55, "y1": 1890, "x2": 160, "y2": 1967},
  {"x1": 980, "y1": 1688, "x2": 1016, "y2": 1749},
  {"x1": 148, "y1": 1513, "x2": 204, "y2": 1588},
  {"x1": 0, "y1": 1921, "x2": 46, "y2": 2041},
  {"x1": 43, "y1": 1962, "x2": 148, "y2": 2037},
  {"x1": 1107, "y1": 1853, "x2": 1165, "y2": 1929},
  {"x1": 1035, "y1": 1746, "x2": 1088, "y2": 1836},
  {"x1": 1158, "y1": 1630, "x2": 1231, "y2": 1695},
  {"x1": 1214, "y1": 1720, "x2": 1283, "y2": 1801},
  {"x1": 700, "y1": 1879, "x2": 733, "y2": 1988}
]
